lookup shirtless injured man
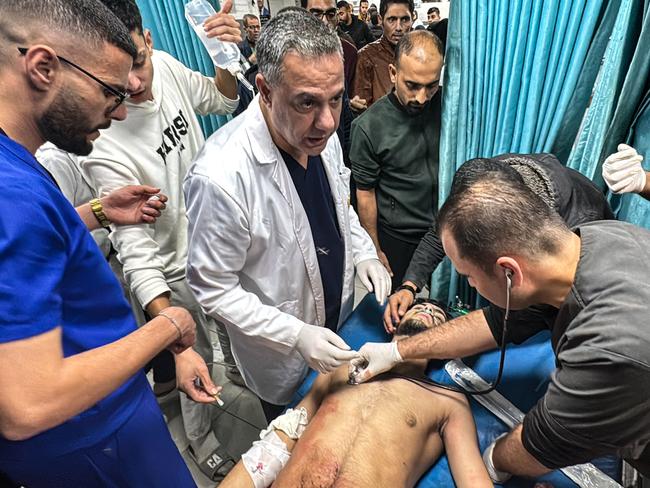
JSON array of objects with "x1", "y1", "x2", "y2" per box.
[{"x1": 220, "y1": 299, "x2": 492, "y2": 488}]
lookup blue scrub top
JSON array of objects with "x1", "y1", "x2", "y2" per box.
[
  {"x1": 0, "y1": 133, "x2": 148, "y2": 460},
  {"x1": 280, "y1": 149, "x2": 344, "y2": 331}
]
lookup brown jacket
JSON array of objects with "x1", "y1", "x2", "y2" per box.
[{"x1": 352, "y1": 36, "x2": 395, "y2": 108}]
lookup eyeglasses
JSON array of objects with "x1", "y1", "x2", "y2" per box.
[
  {"x1": 18, "y1": 47, "x2": 128, "y2": 113},
  {"x1": 310, "y1": 8, "x2": 338, "y2": 20}
]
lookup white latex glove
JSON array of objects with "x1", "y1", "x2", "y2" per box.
[
  {"x1": 356, "y1": 258, "x2": 391, "y2": 305},
  {"x1": 295, "y1": 324, "x2": 359, "y2": 374},
  {"x1": 602, "y1": 143, "x2": 647, "y2": 194},
  {"x1": 482, "y1": 433, "x2": 512, "y2": 484},
  {"x1": 348, "y1": 341, "x2": 402, "y2": 384}
]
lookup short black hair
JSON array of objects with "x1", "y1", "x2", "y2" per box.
[
  {"x1": 394, "y1": 30, "x2": 444, "y2": 67},
  {"x1": 337, "y1": 0, "x2": 350, "y2": 9},
  {"x1": 438, "y1": 164, "x2": 570, "y2": 274},
  {"x1": 98, "y1": 0, "x2": 144, "y2": 35},
  {"x1": 379, "y1": 0, "x2": 413, "y2": 17},
  {"x1": 0, "y1": 0, "x2": 137, "y2": 59},
  {"x1": 450, "y1": 158, "x2": 523, "y2": 195},
  {"x1": 360, "y1": 0, "x2": 369, "y2": 5},
  {"x1": 243, "y1": 13, "x2": 259, "y2": 26},
  {"x1": 427, "y1": 6, "x2": 440, "y2": 15}
]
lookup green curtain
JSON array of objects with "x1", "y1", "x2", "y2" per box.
[{"x1": 136, "y1": 0, "x2": 231, "y2": 136}]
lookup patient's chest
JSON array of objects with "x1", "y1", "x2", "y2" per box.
[{"x1": 274, "y1": 377, "x2": 444, "y2": 488}]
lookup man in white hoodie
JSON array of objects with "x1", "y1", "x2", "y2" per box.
[{"x1": 80, "y1": 0, "x2": 240, "y2": 480}]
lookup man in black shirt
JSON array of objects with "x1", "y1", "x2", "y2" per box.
[
  {"x1": 352, "y1": 30, "x2": 443, "y2": 291},
  {"x1": 352, "y1": 166, "x2": 650, "y2": 480},
  {"x1": 384, "y1": 153, "x2": 614, "y2": 330},
  {"x1": 337, "y1": 0, "x2": 374, "y2": 49}
]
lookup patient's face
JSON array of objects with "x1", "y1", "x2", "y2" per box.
[{"x1": 395, "y1": 301, "x2": 447, "y2": 336}]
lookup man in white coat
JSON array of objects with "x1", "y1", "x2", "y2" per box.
[{"x1": 184, "y1": 8, "x2": 391, "y2": 419}]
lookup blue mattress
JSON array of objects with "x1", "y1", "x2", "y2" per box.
[{"x1": 291, "y1": 295, "x2": 620, "y2": 487}]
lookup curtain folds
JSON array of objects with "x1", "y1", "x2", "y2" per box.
[
  {"x1": 136, "y1": 0, "x2": 231, "y2": 136},
  {"x1": 435, "y1": 0, "x2": 608, "y2": 304}
]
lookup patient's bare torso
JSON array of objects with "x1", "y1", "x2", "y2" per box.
[{"x1": 274, "y1": 368, "x2": 451, "y2": 488}]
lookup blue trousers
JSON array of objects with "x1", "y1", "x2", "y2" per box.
[{"x1": 4, "y1": 389, "x2": 196, "y2": 488}]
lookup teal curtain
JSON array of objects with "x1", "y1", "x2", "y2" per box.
[
  {"x1": 563, "y1": 0, "x2": 650, "y2": 228},
  {"x1": 434, "y1": 0, "x2": 607, "y2": 305},
  {"x1": 610, "y1": 88, "x2": 650, "y2": 229},
  {"x1": 565, "y1": 0, "x2": 650, "y2": 183},
  {"x1": 136, "y1": 0, "x2": 231, "y2": 136}
]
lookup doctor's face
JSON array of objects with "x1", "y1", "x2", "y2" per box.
[{"x1": 259, "y1": 52, "x2": 344, "y2": 162}]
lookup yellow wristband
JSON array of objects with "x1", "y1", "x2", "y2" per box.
[{"x1": 89, "y1": 198, "x2": 111, "y2": 228}]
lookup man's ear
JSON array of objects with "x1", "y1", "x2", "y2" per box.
[
  {"x1": 143, "y1": 29, "x2": 154, "y2": 54},
  {"x1": 388, "y1": 63, "x2": 397, "y2": 84},
  {"x1": 495, "y1": 256, "x2": 522, "y2": 287},
  {"x1": 21, "y1": 45, "x2": 60, "y2": 93},
  {"x1": 256, "y1": 73, "x2": 272, "y2": 106}
]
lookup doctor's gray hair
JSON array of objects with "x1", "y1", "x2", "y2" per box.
[{"x1": 256, "y1": 8, "x2": 343, "y2": 87}]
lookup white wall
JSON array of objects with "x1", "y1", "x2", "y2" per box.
[{"x1": 231, "y1": 0, "x2": 299, "y2": 19}]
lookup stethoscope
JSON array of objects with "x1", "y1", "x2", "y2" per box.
[{"x1": 370, "y1": 269, "x2": 512, "y2": 397}]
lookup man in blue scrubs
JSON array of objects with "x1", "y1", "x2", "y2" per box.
[{"x1": 0, "y1": 1, "x2": 214, "y2": 486}]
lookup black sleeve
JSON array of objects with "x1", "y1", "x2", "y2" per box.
[
  {"x1": 363, "y1": 23, "x2": 374, "y2": 46},
  {"x1": 522, "y1": 349, "x2": 650, "y2": 468},
  {"x1": 402, "y1": 224, "x2": 445, "y2": 290},
  {"x1": 338, "y1": 92, "x2": 354, "y2": 166},
  {"x1": 482, "y1": 304, "x2": 551, "y2": 346},
  {"x1": 349, "y1": 123, "x2": 380, "y2": 190}
]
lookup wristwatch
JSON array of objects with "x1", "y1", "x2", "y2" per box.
[
  {"x1": 89, "y1": 198, "x2": 111, "y2": 229},
  {"x1": 395, "y1": 283, "x2": 418, "y2": 299}
]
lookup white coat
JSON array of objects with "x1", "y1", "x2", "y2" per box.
[{"x1": 184, "y1": 97, "x2": 377, "y2": 404}]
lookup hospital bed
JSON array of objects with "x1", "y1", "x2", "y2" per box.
[{"x1": 291, "y1": 295, "x2": 622, "y2": 487}]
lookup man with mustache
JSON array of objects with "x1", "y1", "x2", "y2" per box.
[
  {"x1": 351, "y1": 0, "x2": 415, "y2": 111},
  {"x1": 218, "y1": 299, "x2": 492, "y2": 488},
  {"x1": 351, "y1": 30, "x2": 443, "y2": 292}
]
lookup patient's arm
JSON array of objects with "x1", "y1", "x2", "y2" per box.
[
  {"x1": 218, "y1": 372, "x2": 334, "y2": 488},
  {"x1": 439, "y1": 392, "x2": 493, "y2": 488}
]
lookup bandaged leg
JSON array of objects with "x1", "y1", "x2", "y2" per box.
[{"x1": 241, "y1": 407, "x2": 309, "y2": 488}]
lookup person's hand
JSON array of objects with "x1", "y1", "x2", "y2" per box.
[
  {"x1": 383, "y1": 287, "x2": 415, "y2": 334},
  {"x1": 348, "y1": 341, "x2": 402, "y2": 383},
  {"x1": 249, "y1": 52, "x2": 257, "y2": 64},
  {"x1": 482, "y1": 433, "x2": 512, "y2": 484},
  {"x1": 158, "y1": 306, "x2": 196, "y2": 354},
  {"x1": 204, "y1": 0, "x2": 242, "y2": 44},
  {"x1": 100, "y1": 185, "x2": 167, "y2": 226},
  {"x1": 175, "y1": 348, "x2": 223, "y2": 404},
  {"x1": 295, "y1": 324, "x2": 359, "y2": 374},
  {"x1": 356, "y1": 258, "x2": 392, "y2": 305},
  {"x1": 350, "y1": 95, "x2": 368, "y2": 112},
  {"x1": 602, "y1": 143, "x2": 647, "y2": 194},
  {"x1": 376, "y1": 250, "x2": 394, "y2": 277}
]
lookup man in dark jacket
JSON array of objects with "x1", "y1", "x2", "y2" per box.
[
  {"x1": 337, "y1": 0, "x2": 374, "y2": 49},
  {"x1": 383, "y1": 153, "x2": 614, "y2": 330}
]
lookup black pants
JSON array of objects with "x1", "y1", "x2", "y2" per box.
[
  {"x1": 145, "y1": 350, "x2": 175, "y2": 384},
  {"x1": 378, "y1": 227, "x2": 422, "y2": 292},
  {"x1": 259, "y1": 399, "x2": 286, "y2": 423}
]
